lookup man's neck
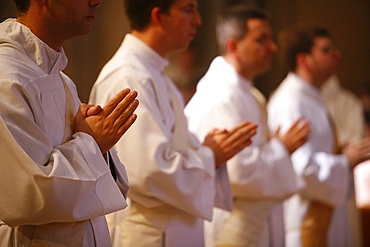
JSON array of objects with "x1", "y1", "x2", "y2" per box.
[
  {"x1": 132, "y1": 30, "x2": 168, "y2": 57},
  {"x1": 17, "y1": 15, "x2": 64, "y2": 51},
  {"x1": 295, "y1": 68, "x2": 327, "y2": 89},
  {"x1": 223, "y1": 55, "x2": 254, "y2": 82}
]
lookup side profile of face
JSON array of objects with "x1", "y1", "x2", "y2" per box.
[
  {"x1": 159, "y1": 0, "x2": 202, "y2": 54},
  {"x1": 45, "y1": 0, "x2": 102, "y2": 41},
  {"x1": 235, "y1": 18, "x2": 277, "y2": 80},
  {"x1": 306, "y1": 36, "x2": 341, "y2": 83}
]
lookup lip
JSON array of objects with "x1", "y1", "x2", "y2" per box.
[
  {"x1": 86, "y1": 15, "x2": 96, "y2": 22},
  {"x1": 189, "y1": 33, "x2": 196, "y2": 39}
]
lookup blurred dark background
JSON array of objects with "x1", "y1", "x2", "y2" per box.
[
  {"x1": 1, "y1": 0, "x2": 369, "y2": 103},
  {"x1": 1, "y1": 0, "x2": 370, "y2": 245}
]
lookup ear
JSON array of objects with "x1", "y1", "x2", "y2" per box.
[
  {"x1": 225, "y1": 38, "x2": 238, "y2": 55},
  {"x1": 150, "y1": 7, "x2": 163, "y2": 26},
  {"x1": 296, "y1": 52, "x2": 309, "y2": 69}
]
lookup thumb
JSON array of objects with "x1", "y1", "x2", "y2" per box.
[
  {"x1": 86, "y1": 105, "x2": 102, "y2": 117},
  {"x1": 273, "y1": 126, "x2": 281, "y2": 137}
]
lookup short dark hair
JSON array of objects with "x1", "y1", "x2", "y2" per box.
[
  {"x1": 216, "y1": 4, "x2": 269, "y2": 55},
  {"x1": 123, "y1": 0, "x2": 177, "y2": 31},
  {"x1": 279, "y1": 24, "x2": 331, "y2": 72},
  {"x1": 13, "y1": 0, "x2": 30, "y2": 14}
]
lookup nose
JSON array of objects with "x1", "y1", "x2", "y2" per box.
[
  {"x1": 89, "y1": 0, "x2": 102, "y2": 7},
  {"x1": 270, "y1": 40, "x2": 278, "y2": 53},
  {"x1": 334, "y1": 49, "x2": 341, "y2": 59},
  {"x1": 193, "y1": 9, "x2": 202, "y2": 26}
]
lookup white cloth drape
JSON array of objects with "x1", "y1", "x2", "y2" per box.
[
  {"x1": 185, "y1": 57, "x2": 303, "y2": 247},
  {"x1": 0, "y1": 18, "x2": 129, "y2": 246}
]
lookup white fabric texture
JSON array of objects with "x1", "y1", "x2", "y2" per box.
[
  {"x1": 89, "y1": 34, "x2": 232, "y2": 246},
  {"x1": 321, "y1": 75, "x2": 365, "y2": 247},
  {"x1": 0, "y1": 18, "x2": 129, "y2": 246},
  {"x1": 321, "y1": 75, "x2": 365, "y2": 144},
  {"x1": 354, "y1": 160, "x2": 370, "y2": 209},
  {"x1": 185, "y1": 56, "x2": 304, "y2": 247},
  {"x1": 267, "y1": 72, "x2": 352, "y2": 247}
]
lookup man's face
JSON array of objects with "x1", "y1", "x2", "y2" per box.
[
  {"x1": 235, "y1": 18, "x2": 277, "y2": 80},
  {"x1": 159, "y1": 0, "x2": 202, "y2": 54},
  {"x1": 46, "y1": 0, "x2": 102, "y2": 40},
  {"x1": 307, "y1": 36, "x2": 341, "y2": 81}
]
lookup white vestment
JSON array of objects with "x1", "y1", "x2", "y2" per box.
[
  {"x1": 321, "y1": 75, "x2": 365, "y2": 144},
  {"x1": 354, "y1": 160, "x2": 370, "y2": 209},
  {"x1": 185, "y1": 57, "x2": 304, "y2": 247},
  {"x1": 267, "y1": 72, "x2": 351, "y2": 247},
  {"x1": 321, "y1": 75, "x2": 365, "y2": 247},
  {"x1": 0, "y1": 19, "x2": 129, "y2": 246},
  {"x1": 89, "y1": 34, "x2": 232, "y2": 247}
]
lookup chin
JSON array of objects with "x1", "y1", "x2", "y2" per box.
[
  {"x1": 81, "y1": 26, "x2": 93, "y2": 36},
  {"x1": 175, "y1": 44, "x2": 190, "y2": 53}
]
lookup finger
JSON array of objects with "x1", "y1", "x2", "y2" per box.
[
  {"x1": 227, "y1": 135, "x2": 254, "y2": 157},
  {"x1": 86, "y1": 105, "x2": 102, "y2": 117},
  {"x1": 359, "y1": 139, "x2": 370, "y2": 153},
  {"x1": 102, "y1": 88, "x2": 132, "y2": 116},
  {"x1": 295, "y1": 123, "x2": 310, "y2": 138},
  {"x1": 112, "y1": 99, "x2": 139, "y2": 130},
  {"x1": 77, "y1": 103, "x2": 91, "y2": 117},
  {"x1": 232, "y1": 122, "x2": 258, "y2": 137},
  {"x1": 225, "y1": 122, "x2": 256, "y2": 140},
  {"x1": 224, "y1": 122, "x2": 257, "y2": 147},
  {"x1": 290, "y1": 120, "x2": 310, "y2": 137},
  {"x1": 234, "y1": 138, "x2": 253, "y2": 153},
  {"x1": 289, "y1": 129, "x2": 309, "y2": 147},
  {"x1": 273, "y1": 126, "x2": 281, "y2": 137},
  {"x1": 107, "y1": 91, "x2": 138, "y2": 122},
  {"x1": 116, "y1": 114, "x2": 138, "y2": 137},
  {"x1": 244, "y1": 123, "x2": 258, "y2": 139}
]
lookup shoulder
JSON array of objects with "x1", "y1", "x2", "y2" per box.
[{"x1": 0, "y1": 48, "x2": 42, "y2": 86}]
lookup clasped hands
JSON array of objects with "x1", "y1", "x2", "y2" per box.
[
  {"x1": 203, "y1": 122, "x2": 258, "y2": 168},
  {"x1": 274, "y1": 118, "x2": 310, "y2": 155},
  {"x1": 74, "y1": 88, "x2": 139, "y2": 154}
]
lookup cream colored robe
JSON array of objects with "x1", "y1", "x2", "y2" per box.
[
  {"x1": 185, "y1": 57, "x2": 303, "y2": 247},
  {"x1": 90, "y1": 34, "x2": 231, "y2": 247},
  {"x1": 268, "y1": 73, "x2": 351, "y2": 247},
  {"x1": 0, "y1": 19, "x2": 129, "y2": 246},
  {"x1": 321, "y1": 75, "x2": 365, "y2": 247}
]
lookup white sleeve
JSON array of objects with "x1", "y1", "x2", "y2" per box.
[
  {"x1": 268, "y1": 98, "x2": 349, "y2": 206},
  {"x1": 91, "y1": 74, "x2": 217, "y2": 220},
  {"x1": 0, "y1": 117, "x2": 127, "y2": 227},
  {"x1": 0, "y1": 78, "x2": 128, "y2": 227},
  {"x1": 187, "y1": 97, "x2": 302, "y2": 201}
]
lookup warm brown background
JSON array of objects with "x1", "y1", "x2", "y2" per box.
[
  {"x1": 1, "y1": 0, "x2": 369, "y2": 102},
  {"x1": 1, "y1": 0, "x2": 370, "y2": 245}
]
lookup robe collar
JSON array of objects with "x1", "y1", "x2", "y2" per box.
[
  {"x1": 122, "y1": 34, "x2": 169, "y2": 72},
  {"x1": 0, "y1": 18, "x2": 68, "y2": 75},
  {"x1": 202, "y1": 56, "x2": 253, "y2": 93},
  {"x1": 285, "y1": 72, "x2": 324, "y2": 102}
]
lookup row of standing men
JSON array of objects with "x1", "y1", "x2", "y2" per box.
[{"x1": 1, "y1": 0, "x2": 370, "y2": 246}]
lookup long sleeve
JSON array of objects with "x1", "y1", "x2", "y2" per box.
[
  {"x1": 91, "y1": 71, "x2": 216, "y2": 220},
  {"x1": 185, "y1": 57, "x2": 302, "y2": 201},
  {"x1": 0, "y1": 19, "x2": 129, "y2": 245},
  {"x1": 0, "y1": 74, "x2": 128, "y2": 227},
  {"x1": 0, "y1": 116, "x2": 127, "y2": 227},
  {"x1": 267, "y1": 73, "x2": 350, "y2": 207}
]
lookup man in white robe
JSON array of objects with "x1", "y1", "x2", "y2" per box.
[
  {"x1": 89, "y1": 0, "x2": 257, "y2": 246},
  {"x1": 0, "y1": 0, "x2": 140, "y2": 245},
  {"x1": 185, "y1": 5, "x2": 309, "y2": 247},
  {"x1": 321, "y1": 75, "x2": 366, "y2": 145},
  {"x1": 321, "y1": 74, "x2": 366, "y2": 246},
  {"x1": 267, "y1": 24, "x2": 370, "y2": 247}
]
